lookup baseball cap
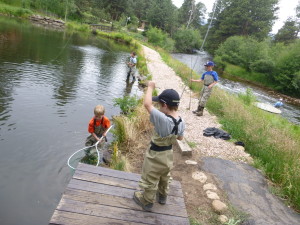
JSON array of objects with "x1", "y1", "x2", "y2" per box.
[
  {"x1": 152, "y1": 89, "x2": 180, "y2": 106},
  {"x1": 204, "y1": 61, "x2": 215, "y2": 66}
]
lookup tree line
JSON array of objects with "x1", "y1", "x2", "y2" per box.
[{"x1": 1, "y1": 0, "x2": 300, "y2": 96}]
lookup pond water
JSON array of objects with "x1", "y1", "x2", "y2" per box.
[
  {"x1": 0, "y1": 16, "x2": 141, "y2": 225},
  {"x1": 172, "y1": 52, "x2": 300, "y2": 125}
]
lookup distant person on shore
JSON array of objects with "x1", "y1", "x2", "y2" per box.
[
  {"x1": 190, "y1": 61, "x2": 218, "y2": 116},
  {"x1": 85, "y1": 105, "x2": 111, "y2": 147},
  {"x1": 274, "y1": 98, "x2": 284, "y2": 108},
  {"x1": 133, "y1": 81, "x2": 185, "y2": 211},
  {"x1": 126, "y1": 51, "x2": 137, "y2": 82}
]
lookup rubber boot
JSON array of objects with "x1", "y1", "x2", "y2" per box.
[
  {"x1": 133, "y1": 191, "x2": 153, "y2": 211},
  {"x1": 192, "y1": 105, "x2": 202, "y2": 114},
  {"x1": 157, "y1": 192, "x2": 167, "y2": 205},
  {"x1": 196, "y1": 107, "x2": 204, "y2": 116}
]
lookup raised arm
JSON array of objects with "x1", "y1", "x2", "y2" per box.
[{"x1": 144, "y1": 81, "x2": 155, "y2": 113}]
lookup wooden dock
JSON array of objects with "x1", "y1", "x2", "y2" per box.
[{"x1": 50, "y1": 163, "x2": 189, "y2": 225}]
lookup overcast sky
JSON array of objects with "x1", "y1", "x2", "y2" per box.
[{"x1": 172, "y1": 0, "x2": 300, "y2": 34}]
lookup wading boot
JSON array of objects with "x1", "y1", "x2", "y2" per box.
[
  {"x1": 196, "y1": 107, "x2": 204, "y2": 116},
  {"x1": 192, "y1": 105, "x2": 202, "y2": 114},
  {"x1": 126, "y1": 72, "x2": 130, "y2": 80},
  {"x1": 157, "y1": 192, "x2": 167, "y2": 205},
  {"x1": 133, "y1": 191, "x2": 153, "y2": 211}
]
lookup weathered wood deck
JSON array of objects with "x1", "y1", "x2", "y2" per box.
[{"x1": 50, "y1": 163, "x2": 189, "y2": 225}]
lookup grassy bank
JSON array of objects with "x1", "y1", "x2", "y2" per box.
[
  {"x1": 222, "y1": 63, "x2": 276, "y2": 90},
  {"x1": 0, "y1": 2, "x2": 32, "y2": 17},
  {"x1": 157, "y1": 48, "x2": 300, "y2": 211}
]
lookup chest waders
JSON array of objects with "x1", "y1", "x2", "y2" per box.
[
  {"x1": 193, "y1": 72, "x2": 215, "y2": 116},
  {"x1": 139, "y1": 115, "x2": 182, "y2": 204},
  {"x1": 127, "y1": 57, "x2": 136, "y2": 81},
  {"x1": 85, "y1": 117, "x2": 106, "y2": 147}
]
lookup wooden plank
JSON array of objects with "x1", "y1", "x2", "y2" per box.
[
  {"x1": 73, "y1": 170, "x2": 183, "y2": 198},
  {"x1": 50, "y1": 210, "x2": 143, "y2": 225},
  {"x1": 68, "y1": 179, "x2": 185, "y2": 207},
  {"x1": 77, "y1": 163, "x2": 182, "y2": 188},
  {"x1": 56, "y1": 198, "x2": 190, "y2": 225},
  {"x1": 63, "y1": 188, "x2": 188, "y2": 217}
]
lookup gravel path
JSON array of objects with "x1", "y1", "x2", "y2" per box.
[{"x1": 142, "y1": 45, "x2": 252, "y2": 163}]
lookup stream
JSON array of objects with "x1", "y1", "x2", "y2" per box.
[{"x1": 172, "y1": 51, "x2": 300, "y2": 125}]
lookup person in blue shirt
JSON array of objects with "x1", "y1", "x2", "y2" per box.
[
  {"x1": 190, "y1": 61, "x2": 218, "y2": 116},
  {"x1": 126, "y1": 51, "x2": 137, "y2": 82},
  {"x1": 274, "y1": 98, "x2": 284, "y2": 108}
]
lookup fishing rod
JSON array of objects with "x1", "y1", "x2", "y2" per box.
[
  {"x1": 181, "y1": 0, "x2": 218, "y2": 104},
  {"x1": 67, "y1": 125, "x2": 114, "y2": 170}
]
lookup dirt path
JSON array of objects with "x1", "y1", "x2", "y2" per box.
[{"x1": 141, "y1": 45, "x2": 300, "y2": 224}]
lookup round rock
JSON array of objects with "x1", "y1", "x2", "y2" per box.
[
  {"x1": 192, "y1": 171, "x2": 207, "y2": 183},
  {"x1": 185, "y1": 160, "x2": 197, "y2": 165},
  {"x1": 203, "y1": 183, "x2": 217, "y2": 191},
  {"x1": 206, "y1": 190, "x2": 220, "y2": 200},
  {"x1": 218, "y1": 215, "x2": 228, "y2": 224},
  {"x1": 212, "y1": 200, "x2": 228, "y2": 213}
]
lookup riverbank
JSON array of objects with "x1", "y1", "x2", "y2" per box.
[{"x1": 220, "y1": 64, "x2": 300, "y2": 106}]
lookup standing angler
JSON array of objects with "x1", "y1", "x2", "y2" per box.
[
  {"x1": 126, "y1": 51, "x2": 137, "y2": 82},
  {"x1": 190, "y1": 61, "x2": 218, "y2": 116},
  {"x1": 133, "y1": 81, "x2": 185, "y2": 211}
]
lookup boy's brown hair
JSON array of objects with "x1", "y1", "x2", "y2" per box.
[
  {"x1": 158, "y1": 101, "x2": 178, "y2": 111},
  {"x1": 94, "y1": 105, "x2": 105, "y2": 116}
]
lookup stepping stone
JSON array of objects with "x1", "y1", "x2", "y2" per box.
[
  {"x1": 185, "y1": 160, "x2": 197, "y2": 165},
  {"x1": 203, "y1": 183, "x2": 217, "y2": 191},
  {"x1": 218, "y1": 215, "x2": 228, "y2": 224},
  {"x1": 192, "y1": 171, "x2": 207, "y2": 183},
  {"x1": 212, "y1": 200, "x2": 228, "y2": 213},
  {"x1": 206, "y1": 190, "x2": 220, "y2": 200}
]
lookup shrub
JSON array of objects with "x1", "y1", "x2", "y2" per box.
[
  {"x1": 250, "y1": 59, "x2": 275, "y2": 73},
  {"x1": 0, "y1": 2, "x2": 32, "y2": 17},
  {"x1": 173, "y1": 27, "x2": 202, "y2": 53},
  {"x1": 113, "y1": 95, "x2": 139, "y2": 115},
  {"x1": 272, "y1": 40, "x2": 300, "y2": 96},
  {"x1": 238, "y1": 88, "x2": 256, "y2": 105},
  {"x1": 127, "y1": 24, "x2": 137, "y2": 33},
  {"x1": 146, "y1": 26, "x2": 174, "y2": 51}
]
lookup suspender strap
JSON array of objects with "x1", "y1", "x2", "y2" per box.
[
  {"x1": 166, "y1": 115, "x2": 182, "y2": 135},
  {"x1": 94, "y1": 117, "x2": 104, "y2": 127}
]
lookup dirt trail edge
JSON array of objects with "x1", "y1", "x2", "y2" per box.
[{"x1": 142, "y1": 45, "x2": 300, "y2": 224}]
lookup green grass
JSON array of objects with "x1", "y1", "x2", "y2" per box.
[
  {"x1": 0, "y1": 2, "x2": 32, "y2": 17},
  {"x1": 223, "y1": 63, "x2": 276, "y2": 90},
  {"x1": 157, "y1": 48, "x2": 300, "y2": 211},
  {"x1": 187, "y1": 141, "x2": 197, "y2": 148}
]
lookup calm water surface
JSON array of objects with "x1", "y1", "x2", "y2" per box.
[{"x1": 0, "y1": 17, "x2": 141, "y2": 225}]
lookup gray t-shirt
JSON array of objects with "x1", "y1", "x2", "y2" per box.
[{"x1": 150, "y1": 108, "x2": 185, "y2": 137}]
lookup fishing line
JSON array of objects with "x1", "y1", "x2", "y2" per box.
[
  {"x1": 67, "y1": 125, "x2": 114, "y2": 170},
  {"x1": 181, "y1": 0, "x2": 218, "y2": 100},
  {"x1": 50, "y1": 32, "x2": 73, "y2": 63}
]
